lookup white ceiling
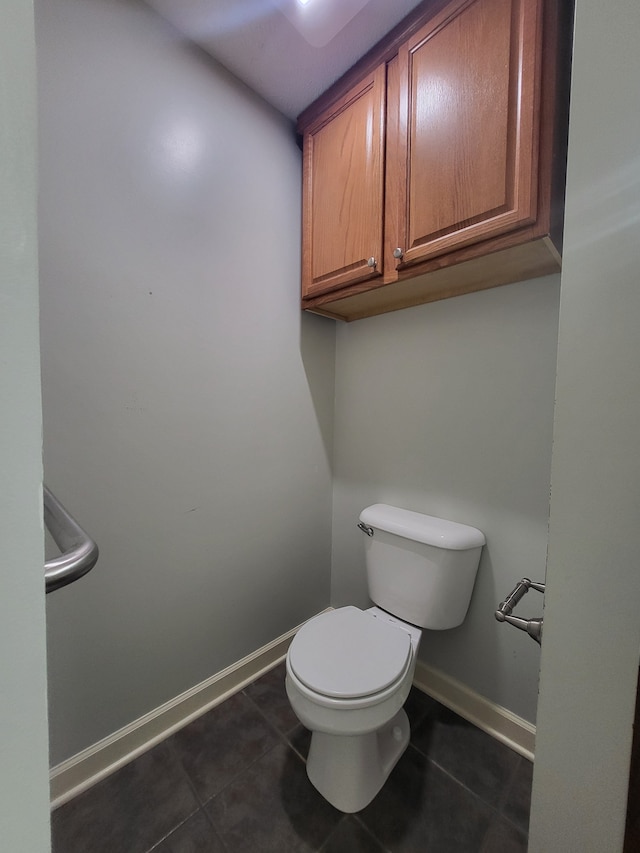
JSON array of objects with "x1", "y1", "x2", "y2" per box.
[{"x1": 144, "y1": 0, "x2": 424, "y2": 121}]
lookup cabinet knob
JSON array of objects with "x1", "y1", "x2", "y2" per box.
[
  {"x1": 393, "y1": 248, "x2": 404, "y2": 260},
  {"x1": 367, "y1": 257, "x2": 377, "y2": 268}
]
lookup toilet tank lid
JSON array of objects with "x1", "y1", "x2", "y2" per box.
[{"x1": 359, "y1": 504, "x2": 485, "y2": 550}]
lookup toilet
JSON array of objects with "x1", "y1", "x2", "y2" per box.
[{"x1": 285, "y1": 503, "x2": 485, "y2": 813}]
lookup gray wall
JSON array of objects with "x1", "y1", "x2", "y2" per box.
[
  {"x1": 38, "y1": 0, "x2": 335, "y2": 766},
  {"x1": 530, "y1": 0, "x2": 640, "y2": 848},
  {"x1": 331, "y1": 276, "x2": 560, "y2": 724},
  {"x1": 0, "y1": 0, "x2": 51, "y2": 848}
]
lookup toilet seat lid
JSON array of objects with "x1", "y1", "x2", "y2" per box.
[{"x1": 288, "y1": 606, "x2": 412, "y2": 699}]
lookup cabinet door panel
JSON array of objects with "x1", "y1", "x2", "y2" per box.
[
  {"x1": 302, "y1": 66, "x2": 385, "y2": 299},
  {"x1": 396, "y1": 0, "x2": 541, "y2": 268}
]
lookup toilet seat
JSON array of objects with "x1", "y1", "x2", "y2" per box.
[{"x1": 288, "y1": 606, "x2": 412, "y2": 701}]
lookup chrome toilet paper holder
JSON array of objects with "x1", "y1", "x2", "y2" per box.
[{"x1": 495, "y1": 578, "x2": 545, "y2": 645}]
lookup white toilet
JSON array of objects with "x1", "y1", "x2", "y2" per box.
[{"x1": 285, "y1": 503, "x2": 485, "y2": 813}]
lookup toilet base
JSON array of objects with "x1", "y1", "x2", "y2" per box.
[{"x1": 306, "y1": 708, "x2": 410, "y2": 813}]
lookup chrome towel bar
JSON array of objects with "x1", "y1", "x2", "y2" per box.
[
  {"x1": 44, "y1": 486, "x2": 99, "y2": 593},
  {"x1": 495, "y1": 577, "x2": 545, "y2": 645}
]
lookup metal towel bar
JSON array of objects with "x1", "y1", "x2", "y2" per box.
[{"x1": 44, "y1": 486, "x2": 99, "y2": 593}]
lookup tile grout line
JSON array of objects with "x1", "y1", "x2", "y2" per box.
[
  {"x1": 165, "y1": 685, "x2": 293, "y2": 812},
  {"x1": 142, "y1": 740, "x2": 205, "y2": 853},
  {"x1": 405, "y1": 742, "x2": 529, "y2": 839},
  {"x1": 142, "y1": 805, "x2": 202, "y2": 853},
  {"x1": 170, "y1": 729, "x2": 298, "y2": 852},
  {"x1": 494, "y1": 754, "x2": 532, "y2": 837},
  {"x1": 240, "y1": 684, "x2": 310, "y2": 765},
  {"x1": 197, "y1": 805, "x2": 232, "y2": 853},
  {"x1": 156, "y1": 687, "x2": 301, "y2": 849},
  {"x1": 166, "y1": 735, "x2": 211, "y2": 811},
  {"x1": 352, "y1": 813, "x2": 396, "y2": 853},
  {"x1": 316, "y1": 814, "x2": 349, "y2": 853},
  {"x1": 406, "y1": 708, "x2": 532, "y2": 833}
]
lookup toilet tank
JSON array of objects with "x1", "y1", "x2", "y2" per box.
[{"x1": 359, "y1": 504, "x2": 485, "y2": 630}]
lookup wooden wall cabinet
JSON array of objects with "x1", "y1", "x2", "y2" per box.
[
  {"x1": 301, "y1": 67, "x2": 386, "y2": 299},
  {"x1": 299, "y1": 0, "x2": 571, "y2": 321}
]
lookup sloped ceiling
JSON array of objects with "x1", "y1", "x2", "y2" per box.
[{"x1": 144, "y1": 0, "x2": 424, "y2": 120}]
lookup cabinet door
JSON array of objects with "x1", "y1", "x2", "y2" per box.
[
  {"x1": 302, "y1": 66, "x2": 386, "y2": 300},
  {"x1": 392, "y1": 0, "x2": 542, "y2": 270}
]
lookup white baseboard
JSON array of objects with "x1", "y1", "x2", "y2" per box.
[
  {"x1": 49, "y1": 617, "x2": 314, "y2": 809},
  {"x1": 413, "y1": 660, "x2": 536, "y2": 762},
  {"x1": 51, "y1": 614, "x2": 534, "y2": 809}
]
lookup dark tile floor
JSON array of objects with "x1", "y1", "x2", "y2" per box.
[{"x1": 51, "y1": 662, "x2": 532, "y2": 852}]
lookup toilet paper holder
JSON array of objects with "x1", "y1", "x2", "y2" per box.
[{"x1": 495, "y1": 578, "x2": 545, "y2": 645}]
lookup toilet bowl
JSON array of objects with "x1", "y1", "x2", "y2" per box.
[
  {"x1": 285, "y1": 504, "x2": 485, "y2": 813},
  {"x1": 285, "y1": 605, "x2": 421, "y2": 812}
]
